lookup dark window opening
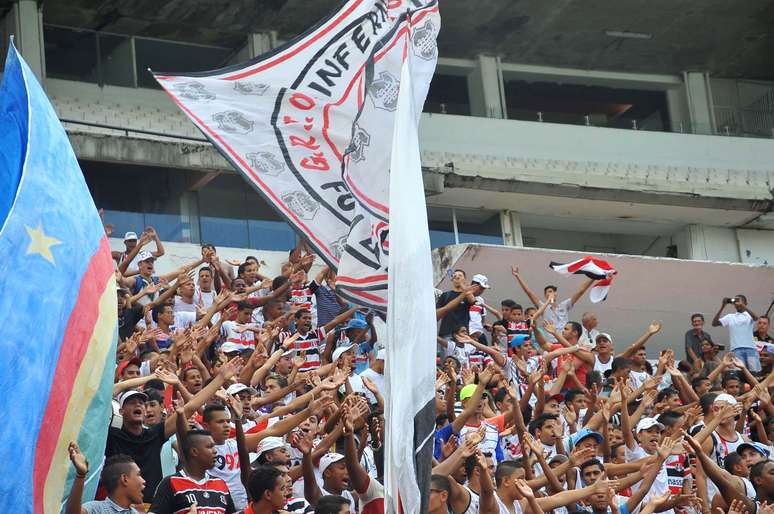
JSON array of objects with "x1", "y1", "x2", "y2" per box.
[{"x1": 425, "y1": 74, "x2": 471, "y2": 115}]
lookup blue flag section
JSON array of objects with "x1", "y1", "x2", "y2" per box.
[{"x1": 0, "y1": 42, "x2": 117, "y2": 513}]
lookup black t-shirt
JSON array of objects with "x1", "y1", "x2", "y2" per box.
[
  {"x1": 118, "y1": 305, "x2": 144, "y2": 340},
  {"x1": 105, "y1": 423, "x2": 168, "y2": 503},
  {"x1": 436, "y1": 290, "x2": 469, "y2": 337},
  {"x1": 149, "y1": 471, "x2": 236, "y2": 514}
]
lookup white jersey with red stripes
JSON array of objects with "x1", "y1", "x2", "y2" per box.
[
  {"x1": 289, "y1": 280, "x2": 319, "y2": 324},
  {"x1": 279, "y1": 327, "x2": 327, "y2": 371}
]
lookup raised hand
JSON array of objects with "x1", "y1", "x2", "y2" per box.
[
  {"x1": 510, "y1": 266, "x2": 519, "y2": 277},
  {"x1": 227, "y1": 393, "x2": 244, "y2": 419},
  {"x1": 68, "y1": 441, "x2": 89, "y2": 476},
  {"x1": 569, "y1": 445, "x2": 596, "y2": 466},
  {"x1": 362, "y1": 376, "x2": 379, "y2": 394},
  {"x1": 648, "y1": 321, "x2": 662, "y2": 335},
  {"x1": 513, "y1": 479, "x2": 536, "y2": 500},
  {"x1": 440, "y1": 434, "x2": 458, "y2": 460},
  {"x1": 154, "y1": 367, "x2": 180, "y2": 385},
  {"x1": 219, "y1": 356, "x2": 244, "y2": 380},
  {"x1": 542, "y1": 320, "x2": 557, "y2": 335},
  {"x1": 225, "y1": 259, "x2": 243, "y2": 267}
]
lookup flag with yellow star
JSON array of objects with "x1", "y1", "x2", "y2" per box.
[{"x1": 0, "y1": 41, "x2": 118, "y2": 513}]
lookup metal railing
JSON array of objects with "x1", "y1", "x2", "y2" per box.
[{"x1": 60, "y1": 118, "x2": 208, "y2": 142}]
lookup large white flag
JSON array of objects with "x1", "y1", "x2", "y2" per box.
[
  {"x1": 385, "y1": 49, "x2": 438, "y2": 514},
  {"x1": 152, "y1": 0, "x2": 440, "y2": 312}
]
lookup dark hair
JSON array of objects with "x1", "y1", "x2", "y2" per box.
[
  {"x1": 431, "y1": 474, "x2": 452, "y2": 495},
  {"x1": 248, "y1": 465, "x2": 283, "y2": 503},
  {"x1": 544, "y1": 285, "x2": 558, "y2": 294},
  {"x1": 724, "y1": 452, "x2": 743, "y2": 473},
  {"x1": 198, "y1": 266, "x2": 212, "y2": 275},
  {"x1": 495, "y1": 461, "x2": 521, "y2": 486},
  {"x1": 691, "y1": 313, "x2": 705, "y2": 322},
  {"x1": 245, "y1": 255, "x2": 259, "y2": 264},
  {"x1": 586, "y1": 371, "x2": 603, "y2": 389},
  {"x1": 512, "y1": 304, "x2": 523, "y2": 312},
  {"x1": 493, "y1": 388, "x2": 509, "y2": 404},
  {"x1": 151, "y1": 304, "x2": 172, "y2": 323},
  {"x1": 657, "y1": 410, "x2": 683, "y2": 427},
  {"x1": 565, "y1": 389, "x2": 586, "y2": 405},
  {"x1": 579, "y1": 458, "x2": 603, "y2": 474},
  {"x1": 201, "y1": 243, "x2": 216, "y2": 251},
  {"x1": 751, "y1": 460, "x2": 771, "y2": 482},
  {"x1": 265, "y1": 373, "x2": 288, "y2": 389},
  {"x1": 144, "y1": 389, "x2": 164, "y2": 404},
  {"x1": 180, "y1": 366, "x2": 201, "y2": 382},
  {"x1": 736, "y1": 294, "x2": 748, "y2": 304},
  {"x1": 699, "y1": 392, "x2": 719, "y2": 415},
  {"x1": 143, "y1": 379, "x2": 165, "y2": 393},
  {"x1": 611, "y1": 356, "x2": 632, "y2": 372},
  {"x1": 272, "y1": 275, "x2": 288, "y2": 291},
  {"x1": 722, "y1": 372, "x2": 741, "y2": 386},
  {"x1": 611, "y1": 443, "x2": 626, "y2": 458},
  {"x1": 315, "y1": 496, "x2": 351, "y2": 514},
  {"x1": 528, "y1": 414, "x2": 559, "y2": 435},
  {"x1": 453, "y1": 324, "x2": 468, "y2": 335},
  {"x1": 761, "y1": 315, "x2": 770, "y2": 321},
  {"x1": 656, "y1": 388, "x2": 679, "y2": 403},
  {"x1": 294, "y1": 308, "x2": 311, "y2": 320},
  {"x1": 237, "y1": 262, "x2": 250, "y2": 277},
  {"x1": 203, "y1": 404, "x2": 227, "y2": 423},
  {"x1": 101, "y1": 455, "x2": 137, "y2": 494},
  {"x1": 181, "y1": 429, "x2": 212, "y2": 458},
  {"x1": 501, "y1": 299, "x2": 517, "y2": 309},
  {"x1": 453, "y1": 269, "x2": 466, "y2": 277},
  {"x1": 566, "y1": 321, "x2": 583, "y2": 339},
  {"x1": 691, "y1": 376, "x2": 710, "y2": 388},
  {"x1": 236, "y1": 300, "x2": 253, "y2": 312}
]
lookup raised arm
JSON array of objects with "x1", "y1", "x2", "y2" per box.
[
  {"x1": 511, "y1": 266, "x2": 540, "y2": 308},
  {"x1": 342, "y1": 406, "x2": 371, "y2": 494},
  {"x1": 322, "y1": 306, "x2": 358, "y2": 334},
  {"x1": 451, "y1": 366, "x2": 494, "y2": 433},
  {"x1": 436, "y1": 286, "x2": 477, "y2": 321},
  {"x1": 463, "y1": 336, "x2": 506, "y2": 367},
  {"x1": 619, "y1": 321, "x2": 661, "y2": 359},
  {"x1": 65, "y1": 443, "x2": 89, "y2": 514},
  {"x1": 712, "y1": 299, "x2": 728, "y2": 327},
  {"x1": 569, "y1": 278, "x2": 595, "y2": 307}
]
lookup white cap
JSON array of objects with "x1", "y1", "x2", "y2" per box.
[
  {"x1": 123, "y1": 231, "x2": 138, "y2": 241},
  {"x1": 319, "y1": 452, "x2": 345, "y2": 474},
  {"x1": 226, "y1": 383, "x2": 258, "y2": 396},
  {"x1": 281, "y1": 348, "x2": 296, "y2": 358},
  {"x1": 118, "y1": 389, "x2": 148, "y2": 406},
  {"x1": 376, "y1": 349, "x2": 386, "y2": 360},
  {"x1": 332, "y1": 344, "x2": 354, "y2": 362},
  {"x1": 636, "y1": 417, "x2": 665, "y2": 433},
  {"x1": 595, "y1": 333, "x2": 613, "y2": 344},
  {"x1": 471, "y1": 274, "x2": 490, "y2": 289},
  {"x1": 137, "y1": 250, "x2": 155, "y2": 262},
  {"x1": 714, "y1": 393, "x2": 738, "y2": 405},
  {"x1": 255, "y1": 436, "x2": 285, "y2": 457},
  {"x1": 220, "y1": 342, "x2": 244, "y2": 354}
]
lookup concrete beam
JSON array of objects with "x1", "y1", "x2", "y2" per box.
[
  {"x1": 499, "y1": 62, "x2": 682, "y2": 90},
  {"x1": 11, "y1": 0, "x2": 45, "y2": 81},
  {"x1": 683, "y1": 71, "x2": 716, "y2": 135},
  {"x1": 467, "y1": 55, "x2": 506, "y2": 118},
  {"x1": 438, "y1": 171, "x2": 774, "y2": 214},
  {"x1": 67, "y1": 132, "x2": 233, "y2": 172}
]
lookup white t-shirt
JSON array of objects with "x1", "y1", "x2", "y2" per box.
[
  {"x1": 211, "y1": 438, "x2": 248, "y2": 509},
  {"x1": 593, "y1": 354, "x2": 613, "y2": 374},
  {"x1": 174, "y1": 296, "x2": 197, "y2": 315},
  {"x1": 359, "y1": 368, "x2": 385, "y2": 405},
  {"x1": 495, "y1": 492, "x2": 523, "y2": 514},
  {"x1": 625, "y1": 443, "x2": 673, "y2": 514},
  {"x1": 629, "y1": 369, "x2": 650, "y2": 390},
  {"x1": 720, "y1": 311, "x2": 756, "y2": 350},
  {"x1": 195, "y1": 287, "x2": 217, "y2": 310},
  {"x1": 580, "y1": 327, "x2": 600, "y2": 348},
  {"x1": 541, "y1": 298, "x2": 573, "y2": 342},
  {"x1": 220, "y1": 320, "x2": 256, "y2": 353},
  {"x1": 469, "y1": 296, "x2": 486, "y2": 335},
  {"x1": 445, "y1": 340, "x2": 477, "y2": 369}
]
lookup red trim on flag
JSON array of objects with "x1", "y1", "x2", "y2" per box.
[
  {"x1": 33, "y1": 237, "x2": 114, "y2": 512},
  {"x1": 336, "y1": 274, "x2": 388, "y2": 284},
  {"x1": 220, "y1": 0, "x2": 365, "y2": 81}
]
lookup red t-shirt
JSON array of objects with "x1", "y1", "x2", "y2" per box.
[{"x1": 549, "y1": 343, "x2": 588, "y2": 388}]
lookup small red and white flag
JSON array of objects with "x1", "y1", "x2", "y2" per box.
[{"x1": 549, "y1": 257, "x2": 617, "y2": 303}]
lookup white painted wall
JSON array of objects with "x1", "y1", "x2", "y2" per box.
[{"x1": 737, "y1": 229, "x2": 774, "y2": 266}]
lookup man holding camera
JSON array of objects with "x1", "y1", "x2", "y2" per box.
[{"x1": 712, "y1": 294, "x2": 760, "y2": 372}]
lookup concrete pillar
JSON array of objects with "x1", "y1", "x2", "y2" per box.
[
  {"x1": 666, "y1": 87, "x2": 690, "y2": 133},
  {"x1": 683, "y1": 71, "x2": 716, "y2": 135},
  {"x1": 500, "y1": 210, "x2": 524, "y2": 247},
  {"x1": 467, "y1": 55, "x2": 506, "y2": 118},
  {"x1": 684, "y1": 224, "x2": 740, "y2": 263},
  {"x1": 8, "y1": 0, "x2": 45, "y2": 82},
  {"x1": 180, "y1": 191, "x2": 200, "y2": 244}
]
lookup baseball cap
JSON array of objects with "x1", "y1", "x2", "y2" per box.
[
  {"x1": 226, "y1": 383, "x2": 258, "y2": 396},
  {"x1": 220, "y1": 342, "x2": 243, "y2": 354},
  {"x1": 510, "y1": 334, "x2": 530, "y2": 348},
  {"x1": 636, "y1": 417, "x2": 665, "y2": 433},
  {"x1": 738, "y1": 442, "x2": 771, "y2": 458},
  {"x1": 319, "y1": 452, "x2": 345, "y2": 474},
  {"x1": 459, "y1": 384, "x2": 478, "y2": 402},
  {"x1": 595, "y1": 333, "x2": 613, "y2": 344},
  {"x1": 116, "y1": 357, "x2": 141, "y2": 378},
  {"x1": 346, "y1": 318, "x2": 368, "y2": 330},
  {"x1": 376, "y1": 349, "x2": 386, "y2": 361},
  {"x1": 548, "y1": 454, "x2": 569, "y2": 465},
  {"x1": 572, "y1": 428, "x2": 604, "y2": 446},
  {"x1": 714, "y1": 393, "x2": 738, "y2": 405},
  {"x1": 281, "y1": 348, "x2": 296, "y2": 358},
  {"x1": 119, "y1": 389, "x2": 148, "y2": 407},
  {"x1": 471, "y1": 274, "x2": 490, "y2": 289},
  {"x1": 137, "y1": 250, "x2": 155, "y2": 262},
  {"x1": 332, "y1": 344, "x2": 354, "y2": 363},
  {"x1": 255, "y1": 436, "x2": 286, "y2": 458},
  {"x1": 123, "y1": 231, "x2": 138, "y2": 241},
  {"x1": 545, "y1": 393, "x2": 564, "y2": 403}
]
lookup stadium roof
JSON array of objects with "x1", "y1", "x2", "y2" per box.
[{"x1": 11, "y1": 0, "x2": 774, "y2": 79}]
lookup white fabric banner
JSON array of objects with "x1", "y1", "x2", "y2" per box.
[
  {"x1": 385, "y1": 47, "x2": 438, "y2": 514},
  {"x1": 152, "y1": 0, "x2": 440, "y2": 312}
]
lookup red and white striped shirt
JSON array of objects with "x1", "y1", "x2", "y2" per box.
[{"x1": 279, "y1": 327, "x2": 327, "y2": 371}]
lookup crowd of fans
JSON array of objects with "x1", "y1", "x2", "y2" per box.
[{"x1": 65, "y1": 225, "x2": 773, "y2": 514}]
